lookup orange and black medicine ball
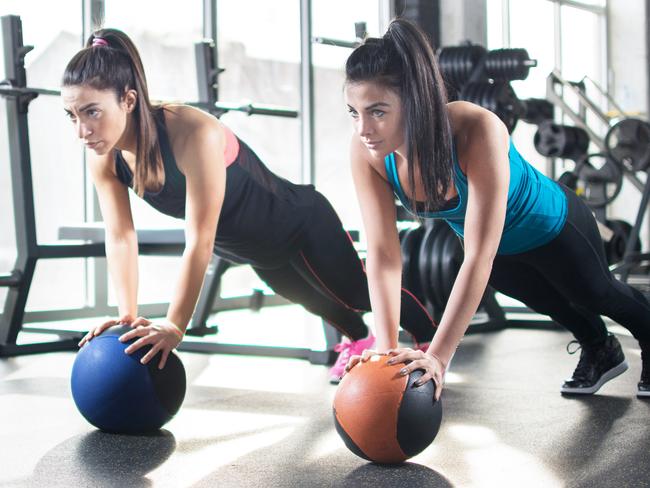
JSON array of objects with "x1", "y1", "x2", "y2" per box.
[{"x1": 333, "y1": 354, "x2": 442, "y2": 464}]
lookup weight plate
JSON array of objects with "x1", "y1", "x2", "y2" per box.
[{"x1": 605, "y1": 118, "x2": 650, "y2": 171}]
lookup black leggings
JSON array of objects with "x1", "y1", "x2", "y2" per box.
[
  {"x1": 253, "y1": 191, "x2": 436, "y2": 343},
  {"x1": 489, "y1": 186, "x2": 650, "y2": 344}
]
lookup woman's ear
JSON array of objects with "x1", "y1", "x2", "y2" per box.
[{"x1": 122, "y1": 89, "x2": 138, "y2": 113}]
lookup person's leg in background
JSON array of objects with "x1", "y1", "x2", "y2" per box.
[
  {"x1": 290, "y1": 191, "x2": 436, "y2": 382},
  {"x1": 253, "y1": 263, "x2": 369, "y2": 340}
]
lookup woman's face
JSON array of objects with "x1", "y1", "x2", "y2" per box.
[
  {"x1": 344, "y1": 80, "x2": 405, "y2": 158},
  {"x1": 62, "y1": 85, "x2": 136, "y2": 155}
]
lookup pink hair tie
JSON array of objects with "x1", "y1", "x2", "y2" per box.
[{"x1": 92, "y1": 37, "x2": 108, "y2": 47}]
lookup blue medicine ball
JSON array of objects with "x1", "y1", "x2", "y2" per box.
[{"x1": 71, "y1": 324, "x2": 186, "y2": 434}]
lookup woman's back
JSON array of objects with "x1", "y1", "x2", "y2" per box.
[{"x1": 113, "y1": 107, "x2": 317, "y2": 267}]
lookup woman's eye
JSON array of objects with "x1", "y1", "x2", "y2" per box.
[
  {"x1": 372, "y1": 110, "x2": 385, "y2": 117},
  {"x1": 348, "y1": 110, "x2": 359, "y2": 118},
  {"x1": 87, "y1": 109, "x2": 99, "y2": 117}
]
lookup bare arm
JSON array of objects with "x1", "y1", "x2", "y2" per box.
[
  {"x1": 387, "y1": 108, "x2": 510, "y2": 400},
  {"x1": 89, "y1": 154, "x2": 139, "y2": 319},
  {"x1": 120, "y1": 113, "x2": 226, "y2": 367},
  {"x1": 165, "y1": 120, "x2": 225, "y2": 332},
  {"x1": 350, "y1": 136, "x2": 401, "y2": 352},
  {"x1": 77, "y1": 153, "x2": 139, "y2": 347},
  {"x1": 428, "y1": 111, "x2": 510, "y2": 365}
]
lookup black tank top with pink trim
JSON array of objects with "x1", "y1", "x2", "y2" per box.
[{"x1": 113, "y1": 109, "x2": 316, "y2": 268}]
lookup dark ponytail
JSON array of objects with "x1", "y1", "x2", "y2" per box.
[
  {"x1": 346, "y1": 18, "x2": 453, "y2": 212},
  {"x1": 62, "y1": 29, "x2": 162, "y2": 196}
]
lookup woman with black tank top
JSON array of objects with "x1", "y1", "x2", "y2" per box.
[{"x1": 62, "y1": 28, "x2": 434, "y2": 383}]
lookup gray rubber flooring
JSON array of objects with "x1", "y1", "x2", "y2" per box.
[{"x1": 1, "y1": 326, "x2": 649, "y2": 487}]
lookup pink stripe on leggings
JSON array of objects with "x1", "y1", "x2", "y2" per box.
[
  {"x1": 401, "y1": 287, "x2": 437, "y2": 327},
  {"x1": 299, "y1": 251, "x2": 365, "y2": 313}
]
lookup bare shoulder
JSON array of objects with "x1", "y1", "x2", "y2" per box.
[
  {"x1": 349, "y1": 133, "x2": 388, "y2": 181},
  {"x1": 161, "y1": 105, "x2": 225, "y2": 164},
  {"x1": 87, "y1": 150, "x2": 117, "y2": 181},
  {"x1": 447, "y1": 101, "x2": 509, "y2": 164},
  {"x1": 447, "y1": 100, "x2": 506, "y2": 137},
  {"x1": 163, "y1": 104, "x2": 222, "y2": 137}
]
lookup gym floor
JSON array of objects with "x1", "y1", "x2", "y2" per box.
[{"x1": 1, "y1": 307, "x2": 649, "y2": 488}]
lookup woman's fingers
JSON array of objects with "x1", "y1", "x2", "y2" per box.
[
  {"x1": 119, "y1": 324, "x2": 180, "y2": 366},
  {"x1": 78, "y1": 316, "x2": 154, "y2": 348},
  {"x1": 158, "y1": 349, "x2": 171, "y2": 370},
  {"x1": 140, "y1": 342, "x2": 162, "y2": 365},
  {"x1": 117, "y1": 314, "x2": 135, "y2": 325},
  {"x1": 344, "y1": 349, "x2": 396, "y2": 375},
  {"x1": 344, "y1": 349, "x2": 381, "y2": 376},
  {"x1": 79, "y1": 319, "x2": 118, "y2": 347},
  {"x1": 122, "y1": 328, "x2": 153, "y2": 354},
  {"x1": 424, "y1": 374, "x2": 444, "y2": 401},
  {"x1": 360, "y1": 349, "x2": 378, "y2": 362},
  {"x1": 345, "y1": 354, "x2": 362, "y2": 373},
  {"x1": 413, "y1": 370, "x2": 432, "y2": 385},
  {"x1": 434, "y1": 382, "x2": 443, "y2": 401},
  {"x1": 93, "y1": 319, "x2": 118, "y2": 336},
  {"x1": 415, "y1": 372, "x2": 444, "y2": 401},
  {"x1": 119, "y1": 325, "x2": 149, "y2": 344},
  {"x1": 130, "y1": 316, "x2": 151, "y2": 327},
  {"x1": 386, "y1": 347, "x2": 413, "y2": 356},
  {"x1": 120, "y1": 325, "x2": 149, "y2": 342},
  {"x1": 344, "y1": 348, "x2": 444, "y2": 400},
  {"x1": 78, "y1": 330, "x2": 94, "y2": 347},
  {"x1": 386, "y1": 348, "x2": 420, "y2": 365},
  {"x1": 396, "y1": 357, "x2": 428, "y2": 376},
  {"x1": 388, "y1": 354, "x2": 445, "y2": 401}
]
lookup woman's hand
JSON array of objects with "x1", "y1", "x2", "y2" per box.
[
  {"x1": 118, "y1": 317, "x2": 184, "y2": 369},
  {"x1": 78, "y1": 314, "x2": 135, "y2": 347},
  {"x1": 386, "y1": 347, "x2": 446, "y2": 401},
  {"x1": 344, "y1": 349, "x2": 382, "y2": 375}
]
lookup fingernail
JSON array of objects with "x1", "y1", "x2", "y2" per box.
[
  {"x1": 387, "y1": 359, "x2": 394, "y2": 364},
  {"x1": 414, "y1": 380, "x2": 421, "y2": 386},
  {"x1": 400, "y1": 368, "x2": 407, "y2": 375}
]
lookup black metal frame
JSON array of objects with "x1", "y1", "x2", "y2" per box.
[{"x1": 546, "y1": 71, "x2": 650, "y2": 286}]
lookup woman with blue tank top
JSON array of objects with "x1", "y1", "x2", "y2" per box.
[
  {"x1": 62, "y1": 28, "x2": 436, "y2": 383},
  {"x1": 344, "y1": 19, "x2": 650, "y2": 399}
]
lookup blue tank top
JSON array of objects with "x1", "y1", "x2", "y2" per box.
[{"x1": 384, "y1": 141, "x2": 568, "y2": 254}]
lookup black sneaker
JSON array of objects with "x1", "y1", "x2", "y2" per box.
[
  {"x1": 561, "y1": 334, "x2": 628, "y2": 395},
  {"x1": 638, "y1": 341, "x2": 650, "y2": 398}
]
